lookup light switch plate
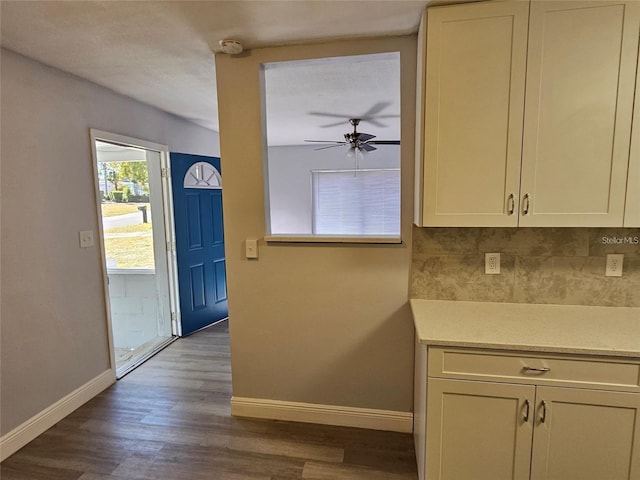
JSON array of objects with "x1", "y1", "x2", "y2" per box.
[
  {"x1": 605, "y1": 254, "x2": 624, "y2": 277},
  {"x1": 79, "y1": 230, "x2": 94, "y2": 248},
  {"x1": 246, "y1": 239, "x2": 258, "y2": 259}
]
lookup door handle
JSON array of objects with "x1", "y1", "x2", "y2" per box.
[{"x1": 523, "y1": 399, "x2": 530, "y2": 422}]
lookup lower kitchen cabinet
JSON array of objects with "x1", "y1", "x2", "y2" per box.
[
  {"x1": 416, "y1": 347, "x2": 640, "y2": 480},
  {"x1": 531, "y1": 386, "x2": 640, "y2": 480},
  {"x1": 425, "y1": 379, "x2": 534, "y2": 480}
]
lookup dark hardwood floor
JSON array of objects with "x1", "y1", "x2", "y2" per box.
[{"x1": 1, "y1": 320, "x2": 418, "y2": 479}]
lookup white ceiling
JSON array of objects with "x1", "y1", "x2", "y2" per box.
[
  {"x1": 264, "y1": 52, "x2": 401, "y2": 146},
  {"x1": 0, "y1": 1, "x2": 432, "y2": 143}
]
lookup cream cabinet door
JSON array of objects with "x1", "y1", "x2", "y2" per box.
[
  {"x1": 625, "y1": 51, "x2": 640, "y2": 227},
  {"x1": 520, "y1": 1, "x2": 640, "y2": 227},
  {"x1": 531, "y1": 386, "x2": 640, "y2": 480},
  {"x1": 426, "y1": 378, "x2": 535, "y2": 480},
  {"x1": 421, "y1": 1, "x2": 529, "y2": 227}
]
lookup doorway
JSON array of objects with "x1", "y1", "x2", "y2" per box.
[{"x1": 91, "y1": 130, "x2": 178, "y2": 378}]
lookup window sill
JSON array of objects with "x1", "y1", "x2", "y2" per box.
[{"x1": 264, "y1": 235, "x2": 403, "y2": 245}]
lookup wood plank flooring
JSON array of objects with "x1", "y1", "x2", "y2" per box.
[{"x1": 1, "y1": 320, "x2": 418, "y2": 479}]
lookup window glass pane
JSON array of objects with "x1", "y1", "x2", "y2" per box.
[
  {"x1": 96, "y1": 141, "x2": 154, "y2": 270},
  {"x1": 184, "y1": 162, "x2": 222, "y2": 189}
]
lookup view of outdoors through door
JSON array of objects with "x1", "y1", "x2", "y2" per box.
[{"x1": 94, "y1": 138, "x2": 176, "y2": 378}]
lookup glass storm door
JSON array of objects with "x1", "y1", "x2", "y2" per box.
[{"x1": 93, "y1": 135, "x2": 176, "y2": 378}]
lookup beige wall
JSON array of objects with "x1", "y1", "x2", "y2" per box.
[
  {"x1": 216, "y1": 36, "x2": 416, "y2": 412},
  {"x1": 0, "y1": 49, "x2": 219, "y2": 435},
  {"x1": 412, "y1": 227, "x2": 640, "y2": 307}
]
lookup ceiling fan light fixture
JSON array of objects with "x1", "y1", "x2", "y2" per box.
[{"x1": 219, "y1": 39, "x2": 244, "y2": 55}]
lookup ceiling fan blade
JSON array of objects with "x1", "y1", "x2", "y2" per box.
[
  {"x1": 304, "y1": 140, "x2": 347, "y2": 144},
  {"x1": 367, "y1": 140, "x2": 400, "y2": 145},
  {"x1": 310, "y1": 109, "x2": 400, "y2": 128},
  {"x1": 320, "y1": 121, "x2": 353, "y2": 128},
  {"x1": 361, "y1": 101, "x2": 392, "y2": 117},
  {"x1": 308, "y1": 111, "x2": 352, "y2": 118},
  {"x1": 360, "y1": 143, "x2": 377, "y2": 152},
  {"x1": 314, "y1": 144, "x2": 346, "y2": 151},
  {"x1": 354, "y1": 132, "x2": 376, "y2": 142}
]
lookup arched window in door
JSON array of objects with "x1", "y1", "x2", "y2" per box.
[{"x1": 183, "y1": 162, "x2": 222, "y2": 189}]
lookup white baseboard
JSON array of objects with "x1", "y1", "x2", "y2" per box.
[
  {"x1": 231, "y1": 396, "x2": 413, "y2": 433},
  {"x1": 0, "y1": 369, "x2": 115, "y2": 462}
]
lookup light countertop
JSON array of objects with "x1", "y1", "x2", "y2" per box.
[{"x1": 410, "y1": 299, "x2": 640, "y2": 358}]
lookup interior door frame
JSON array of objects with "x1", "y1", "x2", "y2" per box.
[{"x1": 89, "y1": 129, "x2": 181, "y2": 376}]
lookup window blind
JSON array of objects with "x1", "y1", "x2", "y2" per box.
[{"x1": 312, "y1": 169, "x2": 400, "y2": 236}]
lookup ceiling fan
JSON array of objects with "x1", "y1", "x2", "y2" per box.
[{"x1": 305, "y1": 118, "x2": 400, "y2": 153}]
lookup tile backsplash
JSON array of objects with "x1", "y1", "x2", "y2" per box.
[{"x1": 411, "y1": 227, "x2": 640, "y2": 307}]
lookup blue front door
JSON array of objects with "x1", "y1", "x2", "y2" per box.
[{"x1": 170, "y1": 153, "x2": 228, "y2": 336}]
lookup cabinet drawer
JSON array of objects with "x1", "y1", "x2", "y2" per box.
[{"x1": 427, "y1": 347, "x2": 640, "y2": 392}]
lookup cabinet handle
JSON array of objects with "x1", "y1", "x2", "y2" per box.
[
  {"x1": 507, "y1": 194, "x2": 515, "y2": 215},
  {"x1": 523, "y1": 399, "x2": 530, "y2": 422},
  {"x1": 522, "y1": 193, "x2": 530, "y2": 215},
  {"x1": 540, "y1": 400, "x2": 548, "y2": 423},
  {"x1": 522, "y1": 366, "x2": 551, "y2": 374}
]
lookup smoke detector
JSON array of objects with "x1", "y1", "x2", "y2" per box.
[{"x1": 219, "y1": 40, "x2": 243, "y2": 55}]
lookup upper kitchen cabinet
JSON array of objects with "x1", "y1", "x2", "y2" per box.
[
  {"x1": 416, "y1": 1, "x2": 529, "y2": 227},
  {"x1": 625, "y1": 50, "x2": 640, "y2": 228},
  {"x1": 416, "y1": 0, "x2": 640, "y2": 228},
  {"x1": 520, "y1": 1, "x2": 639, "y2": 227}
]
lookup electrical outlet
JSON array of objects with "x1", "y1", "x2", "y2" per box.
[
  {"x1": 605, "y1": 254, "x2": 624, "y2": 277},
  {"x1": 79, "y1": 230, "x2": 94, "y2": 248},
  {"x1": 485, "y1": 252, "x2": 501, "y2": 275}
]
